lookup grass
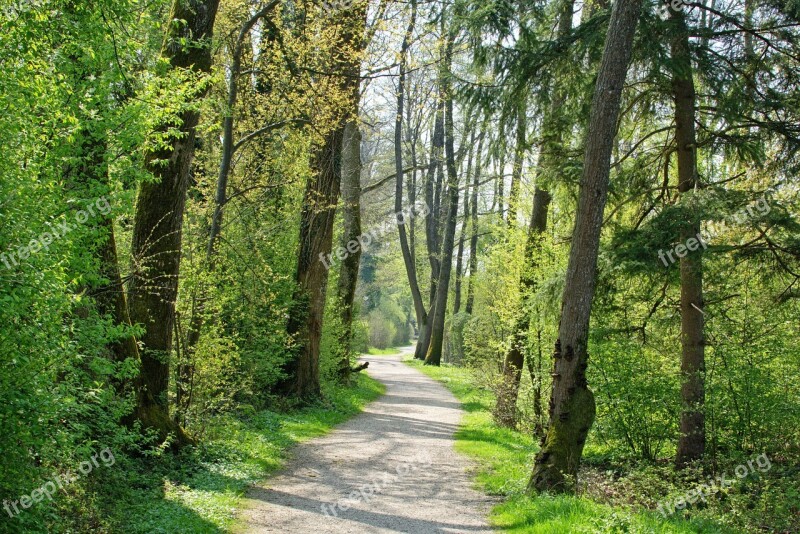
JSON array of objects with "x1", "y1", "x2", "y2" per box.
[
  {"x1": 366, "y1": 346, "x2": 402, "y2": 355},
  {"x1": 103, "y1": 374, "x2": 385, "y2": 533},
  {"x1": 405, "y1": 360, "x2": 732, "y2": 534}
]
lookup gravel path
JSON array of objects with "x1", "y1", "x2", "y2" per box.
[{"x1": 240, "y1": 347, "x2": 495, "y2": 533}]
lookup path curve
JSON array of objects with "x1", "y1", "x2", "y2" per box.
[{"x1": 240, "y1": 347, "x2": 495, "y2": 533}]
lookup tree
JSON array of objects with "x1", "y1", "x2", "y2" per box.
[
  {"x1": 127, "y1": 0, "x2": 221, "y2": 443},
  {"x1": 336, "y1": 0, "x2": 369, "y2": 381},
  {"x1": 671, "y1": 7, "x2": 706, "y2": 467},
  {"x1": 528, "y1": 0, "x2": 643, "y2": 492},
  {"x1": 279, "y1": 2, "x2": 366, "y2": 397},
  {"x1": 424, "y1": 25, "x2": 459, "y2": 366},
  {"x1": 493, "y1": 0, "x2": 573, "y2": 430},
  {"x1": 393, "y1": 0, "x2": 427, "y2": 361}
]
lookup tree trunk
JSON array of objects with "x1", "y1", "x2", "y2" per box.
[
  {"x1": 336, "y1": 120, "x2": 364, "y2": 382},
  {"x1": 424, "y1": 31, "x2": 459, "y2": 367},
  {"x1": 453, "y1": 131, "x2": 475, "y2": 314},
  {"x1": 279, "y1": 2, "x2": 366, "y2": 397},
  {"x1": 415, "y1": 97, "x2": 445, "y2": 360},
  {"x1": 494, "y1": 0, "x2": 573, "y2": 429},
  {"x1": 528, "y1": 0, "x2": 642, "y2": 493},
  {"x1": 671, "y1": 9, "x2": 706, "y2": 467},
  {"x1": 465, "y1": 132, "x2": 484, "y2": 315},
  {"x1": 127, "y1": 0, "x2": 220, "y2": 444},
  {"x1": 281, "y1": 127, "x2": 343, "y2": 398},
  {"x1": 334, "y1": 0, "x2": 369, "y2": 383},
  {"x1": 494, "y1": 188, "x2": 551, "y2": 428},
  {"x1": 392, "y1": 0, "x2": 426, "y2": 360}
]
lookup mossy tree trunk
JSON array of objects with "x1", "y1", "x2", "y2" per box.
[
  {"x1": 127, "y1": 0, "x2": 220, "y2": 445},
  {"x1": 337, "y1": 120, "x2": 364, "y2": 382},
  {"x1": 528, "y1": 0, "x2": 642, "y2": 492},
  {"x1": 335, "y1": 0, "x2": 369, "y2": 383}
]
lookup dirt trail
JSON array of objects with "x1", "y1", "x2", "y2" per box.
[{"x1": 240, "y1": 347, "x2": 495, "y2": 533}]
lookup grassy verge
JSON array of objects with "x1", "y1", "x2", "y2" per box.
[
  {"x1": 405, "y1": 360, "x2": 731, "y2": 534},
  {"x1": 366, "y1": 347, "x2": 401, "y2": 355},
  {"x1": 102, "y1": 374, "x2": 384, "y2": 533}
]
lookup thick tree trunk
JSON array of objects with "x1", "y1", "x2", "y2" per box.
[
  {"x1": 424, "y1": 33, "x2": 459, "y2": 366},
  {"x1": 336, "y1": 120, "x2": 364, "y2": 382},
  {"x1": 334, "y1": 1, "x2": 369, "y2": 383},
  {"x1": 528, "y1": 0, "x2": 642, "y2": 493},
  {"x1": 671, "y1": 10, "x2": 706, "y2": 467},
  {"x1": 281, "y1": 127, "x2": 343, "y2": 398},
  {"x1": 127, "y1": 0, "x2": 220, "y2": 444}
]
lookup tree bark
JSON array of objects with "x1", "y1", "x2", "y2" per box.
[
  {"x1": 127, "y1": 0, "x2": 220, "y2": 444},
  {"x1": 671, "y1": 9, "x2": 706, "y2": 467},
  {"x1": 336, "y1": 120, "x2": 364, "y2": 382},
  {"x1": 424, "y1": 30, "x2": 459, "y2": 367},
  {"x1": 335, "y1": 0, "x2": 369, "y2": 383},
  {"x1": 281, "y1": 127, "x2": 343, "y2": 398},
  {"x1": 528, "y1": 0, "x2": 642, "y2": 493}
]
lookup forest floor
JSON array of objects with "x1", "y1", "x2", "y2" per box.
[{"x1": 238, "y1": 347, "x2": 496, "y2": 533}]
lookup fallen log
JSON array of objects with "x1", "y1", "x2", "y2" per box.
[{"x1": 351, "y1": 362, "x2": 369, "y2": 373}]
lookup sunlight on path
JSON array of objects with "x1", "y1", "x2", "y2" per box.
[{"x1": 240, "y1": 348, "x2": 495, "y2": 533}]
